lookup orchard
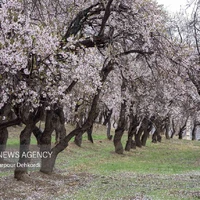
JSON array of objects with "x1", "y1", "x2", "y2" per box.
[{"x1": 0, "y1": 0, "x2": 200, "y2": 183}]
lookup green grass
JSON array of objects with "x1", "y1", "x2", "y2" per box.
[
  {"x1": 3, "y1": 124, "x2": 200, "y2": 199},
  {"x1": 57, "y1": 129, "x2": 200, "y2": 175}
]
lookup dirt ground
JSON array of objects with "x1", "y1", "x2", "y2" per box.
[
  {"x1": 1, "y1": 170, "x2": 200, "y2": 200},
  {"x1": 0, "y1": 171, "x2": 95, "y2": 200}
]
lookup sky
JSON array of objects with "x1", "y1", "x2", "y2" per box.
[{"x1": 156, "y1": 0, "x2": 189, "y2": 13}]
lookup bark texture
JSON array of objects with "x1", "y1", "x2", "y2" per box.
[
  {"x1": 114, "y1": 78, "x2": 127, "y2": 154},
  {"x1": 125, "y1": 114, "x2": 138, "y2": 151},
  {"x1": 14, "y1": 123, "x2": 36, "y2": 180},
  {"x1": 0, "y1": 128, "x2": 8, "y2": 163}
]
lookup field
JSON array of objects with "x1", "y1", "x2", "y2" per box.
[{"x1": 0, "y1": 124, "x2": 200, "y2": 200}]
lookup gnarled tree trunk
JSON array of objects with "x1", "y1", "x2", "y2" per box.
[
  {"x1": 178, "y1": 119, "x2": 188, "y2": 140},
  {"x1": 125, "y1": 114, "x2": 138, "y2": 151},
  {"x1": 152, "y1": 118, "x2": 162, "y2": 143},
  {"x1": 140, "y1": 117, "x2": 149, "y2": 147},
  {"x1": 113, "y1": 76, "x2": 127, "y2": 154},
  {"x1": 0, "y1": 104, "x2": 16, "y2": 163},
  {"x1": 32, "y1": 126, "x2": 43, "y2": 146},
  {"x1": 141, "y1": 116, "x2": 154, "y2": 146},
  {"x1": 191, "y1": 121, "x2": 200, "y2": 140},
  {"x1": 165, "y1": 116, "x2": 170, "y2": 140},
  {"x1": 40, "y1": 92, "x2": 101, "y2": 174},
  {"x1": 135, "y1": 125, "x2": 143, "y2": 147},
  {"x1": 40, "y1": 110, "x2": 55, "y2": 174},
  {"x1": 87, "y1": 124, "x2": 94, "y2": 143},
  {"x1": 14, "y1": 105, "x2": 43, "y2": 180},
  {"x1": 103, "y1": 108, "x2": 113, "y2": 140},
  {"x1": 14, "y1": 122, "x2": 36, "y2": 180},
  {"x1": 106, "y1": 119, "x2": 112, "y2": 140},
  {"x1": 54, "y1": 108, "x2": 66, "y2": 144},
  {"x1": 0, "y1": 128, "x2": 8, "y2": 163},
  {"x1": 135, "y1": 118, "x2": 149, "y2": 147},
  {"x1": 74, "y1": 113, "x2": 98, "y2": 147},
  {"x1": 170, "y1": 119, "x2": 176, "y2": 139},
  {"x1": 74, "y1": 109, "x2": 96, "y2": 147},
  {"x1": 113, "y1": 74, "x2": 128, "y2": 153}
]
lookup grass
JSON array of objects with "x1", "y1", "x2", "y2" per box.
[
  {"x1": 2, "y1": 124, "x2": 200, "y2": 199},
  {"x1": 57, "y1": 128, "x2": 200, "y2": 175}
]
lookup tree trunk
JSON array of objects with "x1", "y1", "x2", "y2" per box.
[
  {"x1": 98, "y1": 111, "x2": 103, "y2": 124},
  {"x1": 153, "y1": 130, "x2": 162, "y2": 143},
  {"x1": 135, "y1": 118, "x2": 149, "y2": 147},
  {"x1": 103, "y1": 108, "x2": 113, "y2": 140},
  {"x1": 53, "y1": 108, "x2": 66, "y2": 144},
  {"x1": 74, "y1": 112, "x2": 97, "y2": 147},
  {"x1": 178, "y1": 129, "x2": 183, "y2": 139},
  {"x1": 0, "y1": 128, "x2": 8, "y2": 163},
  {"x1": 135, "y1": 126, "x2": 143, "y2": 147},
  {"x1": 152, "y1": 130, "x2": 158, "y2": 143},
  {"x1": 178, "y1": 124, "x2": 186, "y2": 139},
  {"x1": 141, "y1": 128, "x2": 149, "y2": 146},
  {"x1": 32, "y1": 126, "x2": 43, "y2": 146},
  {"x1": 40, "y1": 111, "x2": 55, "y2": 174},
  {"x1": 191, "y1": 120, "x2": 200, "y2": 141},
  {"x1": 113, "y1": 75, "x2": 127, "y2": 154},
  {"x1": 14, "y1": 123, "x2": 35, "y2": 180},
  {"x1": 165, "y1": 117, "x2": 170, "y2": 140},
  {"x1": 13, "y1": 105, "x2": 44, "y2": 180},
  {"x1": 125, "y1": 114, "x2": 138, "y2": 151},
  {"x1": 41, "y1": 127, "x2": 83, "y2": 174},
  {"x1": 103, "y1": 108, "x2": 112, "y2": 126},
  {"x1": 131, "y1": 140, "x2": 136, "y2": 149},
  {"x1": 170, "y1": 119, "x2": 176, "y2": 138},
  {"x1": 178, "y1": 117, "x2": 188, "y2": 140},
  {"x1": 125, "y1": 138, "x2": 136, "y2": 151},
  {"x1": 113, "y1": 100, "x2": 126, "y2": 154},
  {"x1": 87, "y1": 124, "x2": 94, "y2": 143},
  {"x1": 140, "y1": 118, "x2": 149, "y2": 146},
  {"x1": 157, "y1": 134, "x2": 162, "y2": 142},
  {"x1": 55, "y1": 121, "x2": 66, "y2": 144},
  {"x1": 114, "y1": 128, "x2": 124, "y2": 154},
  {"x1": 151, "y1": 118, "x2": 162, "y2": 143},
  {"x1": 192, "y1": 123, "x2": 198, "y2": 140},
  {"x1": 106, "y1": 119, "x2": 112, "y2": 140},
  {"x1": 165, "y1": 127, "x2": 170, "y2": 139},
  {"x1": 142, "y1": 116, "x2": 154, "y2": 146},
  {"x1": 152, "y1": 128, "x2": 162, "y2": 143},
  {"x1": 74, "y1": 131, "x2": 83, "y2": 147},
  {"x1": 41, "y1": 93, "x2": 100, "y2": 174},
  {"x1": 0, "y1": 104, "x2": 12, "y2": 163}
]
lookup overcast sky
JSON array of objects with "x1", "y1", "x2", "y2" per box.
[{"x1": 156, "y1": 0, "x2": 189, "y2": 13}]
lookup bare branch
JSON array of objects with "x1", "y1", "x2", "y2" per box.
[{"x1": 98, "y1": 0, "x2": 114, "y2": 36}]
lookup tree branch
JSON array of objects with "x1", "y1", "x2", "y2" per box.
[
  {"x1": 98, "y1": 0, "x2": 114, "y2": 36},
  {"x1": 117, "y1": 50, "x2": 154, "y2": 57},
  {"x1": 0, "y1": 118, "x2": 21, "y2": 130},
  {"x1": 63, "y1": 3, "x2": 100, "y2": 40},
  {"x1": 65, "y1": 80, "x2": 78, "y2": 94}
]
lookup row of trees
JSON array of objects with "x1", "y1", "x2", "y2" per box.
[{"x1": 0, "y1": 0, "x2": 200, "y2": 180}]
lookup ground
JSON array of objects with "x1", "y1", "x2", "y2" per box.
[
  {"x1": 1, "y1": 171, "x2": 200, "y2": 200},
  {"x1": 0, "y1": 124, "x2": 200, "y2": 200}
]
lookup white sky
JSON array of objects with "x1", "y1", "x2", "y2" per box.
[{"x1": 156, "y1": 0, "x2": 189, "y2": 13}]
